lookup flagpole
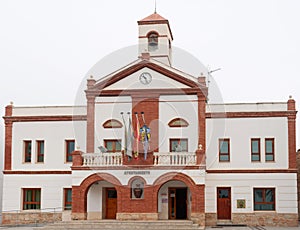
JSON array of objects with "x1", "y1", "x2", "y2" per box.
[
  {"x1": 134, "y1": 112, "x2": 140, "y2": 159},
  {"x1": 141, "y1": 111, "x2": 146, "y2": 124}
]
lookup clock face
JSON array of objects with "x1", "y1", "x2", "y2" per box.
[{"x1": 139, "y1": 72, "x2": 152, "y2": 85}]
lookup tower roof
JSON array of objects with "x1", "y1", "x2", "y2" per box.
[
  {"x1": 138, "y1": 12, "x2": 168, "y2": 23},
  {"x1": 138, "y1": 12, "x2": 173, "y2": 40}
]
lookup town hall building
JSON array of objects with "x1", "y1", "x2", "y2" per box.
[{"x1": 2, "y1": 12, "x2": 298, "y2": 228}]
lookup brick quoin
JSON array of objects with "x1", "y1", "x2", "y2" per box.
[
  {"x1": 4, "y1": 104, "x2": 13, "y2": 170},
  {"x1": 288, "y1": 98, "x2": 297, "y2": 169}
]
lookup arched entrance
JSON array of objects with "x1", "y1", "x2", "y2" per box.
[
  {"x1": 153, "y1": 172, "x2": 205, "y2": 225},
  {"x1": 158, "y1": 180, "x2": 190, "y2": 220},
  {"x1": 72, "y1": 173, "x2": 121, "y2": 221}
]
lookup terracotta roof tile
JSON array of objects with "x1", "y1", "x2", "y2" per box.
[{"x1": 139, "y1": 13, "x2": 168, "y2": 22}]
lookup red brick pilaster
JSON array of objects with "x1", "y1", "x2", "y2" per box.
[
  {"x1": 287, "y1": 97, "x2": 297, "y2": 169},
  {"x1": 4, "y1": 104, "x2": 13, "y2": 170},
  {"x1": 86, "y1": 77, "x2": 96, "y2": 153},
  {"x1": 197, "y1": 93, "x2": 206, "y2": 165},
  {"x1": 72, "y1": 150, "x2": 83, "y2": 167}
]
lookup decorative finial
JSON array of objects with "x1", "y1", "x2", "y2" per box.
[
  {"x1": 10, "y1": 101, "x2": 14, "y2": 105},
  {"x1": 90, "y1": 75, "x2": 93, "y2": 79},
  {"x1": 154, "y1": 0, "x2": 157, "y2": 13},
  {"x1": 289, "y1": 95, "x2": 292, "y2": 99}
]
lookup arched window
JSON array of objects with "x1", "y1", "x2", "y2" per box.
[
  {"x1": 148, "y1": 32, "x2": 158, "y2": 51},
  {"x1": 168, "y1": 118, "x2": 189, "y2": 128},
  {"x1": 102, "y1": 119, "x2": 123, "y2": 129}
]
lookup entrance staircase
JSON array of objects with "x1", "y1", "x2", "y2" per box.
[{"x1": 36, "y1": 220, "x2": 204, "y2": 230}]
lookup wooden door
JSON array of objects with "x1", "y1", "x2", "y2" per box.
[
  {"x1": 106, "y1": 188, "x2": 117, "y2": 219},
  {"x1": 217, "y1": 187, "x2": 231, "y2": 220},
  {"x1": 168, "y1": 188, "x2": 187, "y2": 220}
]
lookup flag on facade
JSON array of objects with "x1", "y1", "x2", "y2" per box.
[
  {"x1": 121, "y1": 113, "x2": 127, "y2": 153},
  {"x1": 140, "y1": 124, "x2": 151, "y2": 160},
  {"x1": 126, "y1": 115, "x2": 133, "y2": 158},
  {"x1": 134, "y1": 113, "x2": 140, "y2": 159}
]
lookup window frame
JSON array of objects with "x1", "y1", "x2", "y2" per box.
[
  {"x1": 169, "y1": 138, "x2": 188, "y2": 152},
  {"x1": 24, "y1": 140, "x2": 32, "y2": 163},
  {"x1": 253, "y1": 188, "x2": 275, "y2": 211},
  {"x1": 251, "y1": 138, "x2": 261, "y2": 162},
  {"x1": 265, "y1": 138, "x2": 275, "y2": 162},
  {"x1": 168, "y1": 118, "x2": 189, "y2": 128},
  {"x1": 65, "y1": 140, "x2": 75, "y2": 163},
  {"x1": 104, "y1": 139, "x2": 122, "y2": 153},
  {"x1": 36, "y1": 140, "x2": 45, "y2": 163},
  {"x1": 219, "y1": 138, "x2": 230, "y2": 162},
  {"x1": 64, "y1": 188, "x2": 72, "y2": 210},
  {"x1": 23, "y1": 188, "x2": 41, "y2": 210},
  {"x1": 102, "y1": 119, "x2": 123, "y2": 129}
]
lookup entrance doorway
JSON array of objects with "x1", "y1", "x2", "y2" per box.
[
  {"x1": 168, "y1": 188, "x2": 187, "y2": 220},
  {"x1": 106, "y1": 188, "x2": 117, "y2": 219},
  {"x1": 217, "y1": 187, "x2": 231, "y2": 220}
]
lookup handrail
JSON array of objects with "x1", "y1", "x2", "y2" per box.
[{"x1": 153, "y1": 152, "x2": 197, "y2": 166}]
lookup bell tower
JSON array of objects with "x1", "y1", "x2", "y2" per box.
[{"x1": 137, "y1": 12, "x2": 173, "y2": 66}]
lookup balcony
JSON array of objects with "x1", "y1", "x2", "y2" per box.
[
  {"x1": 72, "y1": 150, "x2": 204, "y2": 168},
  {"x1": 153, "y1": 152, "x2": 197, "y2": 166},
  {"x1": 82, "y1": 152, "x2": 123, "y2": 166}
]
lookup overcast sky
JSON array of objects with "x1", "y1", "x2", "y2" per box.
[{"x1": 0, "y1": 0, "x2": 299, "y2": 160}]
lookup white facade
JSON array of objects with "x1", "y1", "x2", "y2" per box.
[{"x1": 1, "y1": 12, "x2": 298, "y2": 227}]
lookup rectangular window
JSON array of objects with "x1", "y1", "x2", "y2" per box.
[
  {"x1": 251, "y1": 138, "x2": 261, "y2": 162},
  {"x1": 66, "y1": 140, "x2": 75, "y2": 162},
  {"x1": 104, "y1": 139, "x2": 122, "y2": 152},
  {"x1": 23, "y1": 188, "x2": 41, "y2": 210},
  {"x1": 265, "y1": 138, "x2": 275, "y2": 161},
  {"x1": 64, "y1": 188, "x2": 72, "y2": 210},
  {"x1": 254, "y1": 188, "x2": 275, "y2": 211},
  {"x1": 170, "y1": 139, "x2": 188, "y2": 152},
  {"x1": 219, "y1": 138, "x2": 230, "y2": 162},
  {"x1": 36, "y1": 140, "x2": 45, "y2": 163},
  {"x1": 24, "y1": 140, "x2": 32, "y2": 163}
]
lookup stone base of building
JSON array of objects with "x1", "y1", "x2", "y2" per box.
[
  {"x1": 71, "y1": 212, "x2": 87, "y2": 220},
  {"x1": 2, "y1": 212, "x2": 61, "y2": 225},
  {"x1": 190, "y1": 212, "x2": 205, "y2": 227},
  {"x1": 117, "y1": 213, "x2": 158, "y2": 220},
  {"x1": 205, "y1": 212, "x2": 298, "y2": 227}
]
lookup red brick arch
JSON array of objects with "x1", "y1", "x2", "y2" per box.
[
  {"x1": 153, "y1": 172, "x2": 204, "y2": 213},
  {"x1": 72, "y1": 173, "x2": 122, "y2": 220}
]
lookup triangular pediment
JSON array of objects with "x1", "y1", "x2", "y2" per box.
[{"x1": 91, "y1": 59, "x2": 203, "y2": 92}]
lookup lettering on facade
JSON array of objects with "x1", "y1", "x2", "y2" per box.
[{"x1": 124, "y1": 171, "x2": 150, "y2": 175}]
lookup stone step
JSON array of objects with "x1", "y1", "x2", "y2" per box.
[{"x1": 36, "y1": 220, "x2": 204, "y2": 230}]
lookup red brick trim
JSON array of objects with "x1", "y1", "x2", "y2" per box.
[
  {"x1": 137, "y1": 19, "x2": 173, "y2": 40},
  {"x1": 88, "y1": 61, "x2": 207, "y2": 95},
  {"x1": 72, "y1": 173, "x2": 122, "y2": 217},
  {"x1": 4, "y1": 105, "x2": 13, "y2": 170},
  {"x1": 3, "y1": 170, "x2": 71, "y2": 174},
  {"x1": 198, "y1": 95, "x2": 206, "y2": 164},
  {"x1": 98, "y1": 88, "x2": 204, "y2": 97},
  {"x1": 71, "y1": 166, "x2": 204, "y2": 171},
  {"x1": 3, "y1": 115, "x2": 87, "y2": 123},
  {"x1": 206, "y1": 111, "x2": 296, "y2": 118},
  {"x1": 86, "y1": 95, "x2": 95, "y2": 153},
  {"x1": 287, "y1": 98, "x2": 297, "y2": 169},
  {"x1": 206, "y1": 169, "x2": 297, "y2": 174}
]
